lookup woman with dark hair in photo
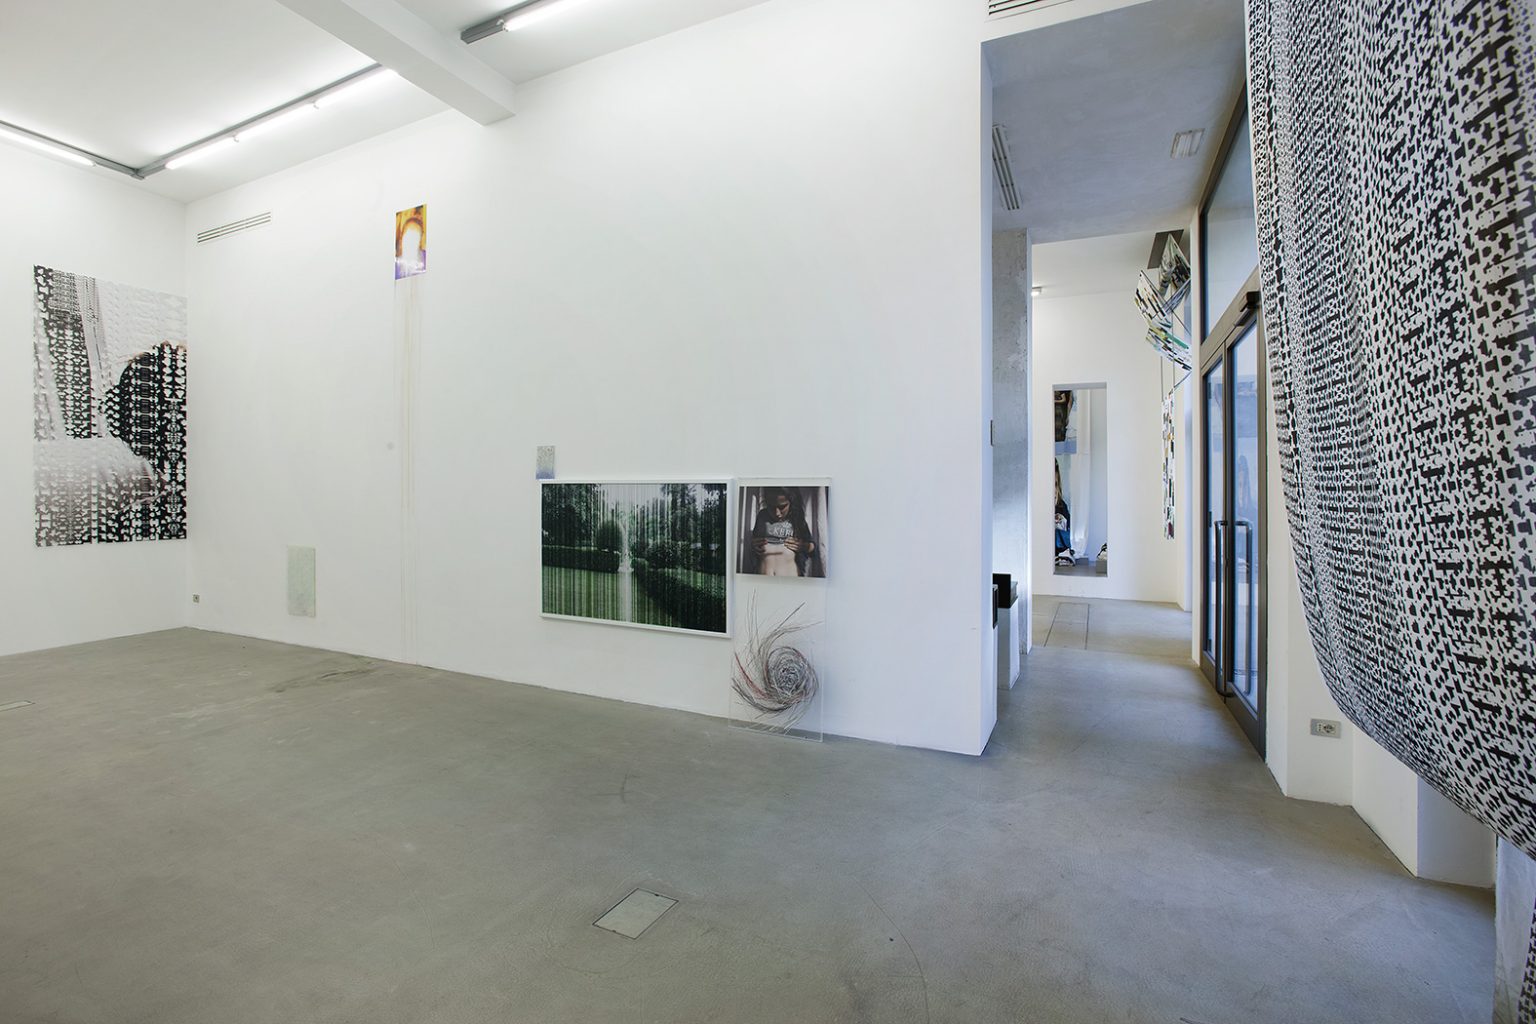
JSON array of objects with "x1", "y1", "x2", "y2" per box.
[{"x1": 748, "y1": 487, "x2": 819, "y2": 577}]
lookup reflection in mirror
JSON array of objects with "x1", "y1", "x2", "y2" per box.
[{"x1": 1053, "y1": 384, "x2": 1108, "y2": 577}]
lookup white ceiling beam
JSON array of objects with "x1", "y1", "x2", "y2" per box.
[{"x1": 276, "y1": 0, "x2": 517, "y2": 125}]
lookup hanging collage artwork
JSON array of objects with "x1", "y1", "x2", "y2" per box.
[
  {"x1": 33, "y1": 266, "x2": 187, "y2": 546},
  {"x1": 1134, "y1": 235, "x2": 1192, "y2": 371},
  {"x1": 1161, "y1": 391, "x2": 1175, "y2": 540}
]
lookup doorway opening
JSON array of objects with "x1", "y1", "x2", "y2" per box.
[{"x1": 984, "y1": 0, "x2": 1246, "y2": 684}]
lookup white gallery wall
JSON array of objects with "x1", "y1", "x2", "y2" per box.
[
  {"x1": 0, "y1": 147, "x2": 188, "y2": 657},
  {"x1": 185, "y1": 0, "x2": 998, "y2": 754},
  {"x1": 1030, "y1": 233, "x2": 1183, "y2": 604}
]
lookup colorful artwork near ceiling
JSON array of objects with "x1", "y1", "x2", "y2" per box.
[{"x1": 395, "y1": 204, "x2": 426, "y2": 279}]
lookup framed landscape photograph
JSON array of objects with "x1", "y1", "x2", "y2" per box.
[{"x1": 541, "y1": 480, "x2": 731, "y2": 636}]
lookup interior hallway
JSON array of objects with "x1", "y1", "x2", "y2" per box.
[
  {"x1": 1033, "y1": 592, "x2": 1190, "y2": 660},
  {"x1": 0, "y1": 622, "x2": 1492, "y2": 1024}
]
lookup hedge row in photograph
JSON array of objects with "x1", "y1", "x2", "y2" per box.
[
  {"x1": 633, "y1": 559, "x2": 727, "y2": 633},
  {"x1": 542, "y1": 545, "x2": 622, "y2": 574}
]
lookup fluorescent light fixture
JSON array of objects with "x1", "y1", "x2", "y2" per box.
[
  {"x1": 234, "y1": 104, "x2": 317, "y2": 143},
  {"x1": 314, "y1": 68, "x2": 398, "y2": 108},
  {"x1": 500, "y1": 0, "x2": 601, "y2": 32},
  {"x1": 1170, "y1": 129, "x2": 1206, "y2": 159},
  {"x1": 165, "y1": 138, "x2": 238, "y2": 171},
  {"x1": 461, "y1": 1, "x2": 598, "y2": 42},
  {"x1": 0, "y1": 127, "x2": 94, "y2": 167}
]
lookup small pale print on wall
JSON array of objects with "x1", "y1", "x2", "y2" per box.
[
  {"x1": 395, "y1": 204, "x2": 426, "y2": 279},
  {"x1": 33, "y1": 266, "x2": 187, "y2": 546}
]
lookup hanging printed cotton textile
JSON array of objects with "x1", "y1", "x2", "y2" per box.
[
  {"x1": 1161, "y1": 391, "x2": 1175, "y2": 540},
  {"x1": 1247, "y1": 0, "x2": 1536, "y2": 1014}
]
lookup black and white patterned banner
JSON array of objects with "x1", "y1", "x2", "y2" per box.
[
  {"x1": 1248, "y1": 0, "x2": 1536, "y2": 1012},
  {"x1": 33, "y1": 267, "x2": 187, "y2": 545}
]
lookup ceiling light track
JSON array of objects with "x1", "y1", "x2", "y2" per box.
[
  {"x1": 461, "y1": 0, "x2": 597, "y2": 43},
  {"x1": 0, "y1": 120, "x2": 141, "y2": 178},
  {"x1": 139, "y1": 65, "x2": 391, "y2": 176},
  {"x1": 0, "y1": 64, "x2": 394, "y2": 180}
]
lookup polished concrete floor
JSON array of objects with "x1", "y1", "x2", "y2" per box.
[
  {"x1": 1033, "y1": 592, "x2": 1193, "y2": 661},
  {"x1": 0, "y1": 613, "x2": 1492, "y2": 1023}
]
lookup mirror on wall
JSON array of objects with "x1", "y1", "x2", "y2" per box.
[{"x1": 1053, "y1": 384, "x2": 1108, "y2": 577}]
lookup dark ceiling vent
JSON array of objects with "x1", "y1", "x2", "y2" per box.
[
  {"x1": 989, "y1": 0, "x2": 1068, "y2": 16},
  {"x1": 991, "y1": 125, "x2": 1021, "y2": 212},
  {"x1": 196, "y1": 212, "x2": 271, "y2": 244}
]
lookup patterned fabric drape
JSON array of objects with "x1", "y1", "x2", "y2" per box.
[{"x1": 1248, "y1": 0, "x2": 1536, "y2": 1013}]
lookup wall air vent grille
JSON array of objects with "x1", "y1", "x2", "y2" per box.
[
  {"x1": 196, "y1": 212, "x2": 272, "y2": 244},
  {"x1": 992, "y1": 125, "x2": 1021, "y2": 212},
  {"x1": 988, "y1": 0, "x2": 1069, "y2": 17}
]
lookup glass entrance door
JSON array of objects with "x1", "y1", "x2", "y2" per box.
[
  {"x1": 1200, "y1": 279, "x2": 1265, "y2": 754},
  {"x1": 1202, "y1": 359, "x2": 1224, "y2": 674},
  {"x1": 1229, "y1": 328, "x2": 1260, "y2": 722}
]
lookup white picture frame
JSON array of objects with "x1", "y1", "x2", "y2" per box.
[{"x1": 540, "y1": 478, "x2": 734, "y2": 638}]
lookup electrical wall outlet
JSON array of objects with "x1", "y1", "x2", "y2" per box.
[{"x1": 1310, "y1": 718, "x2": 1341, "y2": 738}]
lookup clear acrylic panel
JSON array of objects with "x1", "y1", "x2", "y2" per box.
[{"x1": 728, "y1": 578, "x2": 825, "y2": 742}]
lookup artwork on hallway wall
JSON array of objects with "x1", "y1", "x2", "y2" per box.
[
  {"x1": 1157, "y1": 234, "x2": 1191, "y2": 306},
  {"x1": 32, "y1": 265, "x2": 188, "y2": 546},
  {"x1": 541, "y1": 481, "x2": 730, "y2": 635},
  {"x1": 1134, "y1": 274, "x2": 1191, "y2": 371},
  {"x1": 1161, "y1": 391, "x2": 1176, "y2": 540},
  {"x1": 1248, "y1": 0, "x2": 1536, "y2": 1008},
  {"x1": 735, "y1": 481, "x2": 830, "y2": 579},
  {"x1": 394, "y1": 204, "x2": 426, "y2": 279},
  {"x1": 730, "y1": 591, "x2": 822, "y2": 739}
]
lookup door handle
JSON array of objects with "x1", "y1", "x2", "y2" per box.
[
  {"x1": 1213, "y1": 519, "x2": 1228, "y2": 696},
  {"x1": 1233, "y1": 519, "x2": 1253, "y2": 573},
  {"x1": 1231, "y1": 519, "x2": 1258, "y2": 705}
]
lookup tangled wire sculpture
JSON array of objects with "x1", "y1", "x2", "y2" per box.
[{"x1": 731, "y1": 596, "x2": 820, "y2": 731}]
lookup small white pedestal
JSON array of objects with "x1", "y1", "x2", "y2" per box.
[{"x1": 997, "y1": 586, "x2": 1020, "y2": 689}]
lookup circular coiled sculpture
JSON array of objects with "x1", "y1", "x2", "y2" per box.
[{"x1": 732, "y1": 597, "x2": 819, "y2": 730}]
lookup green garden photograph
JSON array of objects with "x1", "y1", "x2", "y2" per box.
[{"x1": 541, "y1": 481, "x2": 729, "y2": 635}]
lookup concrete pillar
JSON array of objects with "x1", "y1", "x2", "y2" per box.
[
  {"x1": 993, "y1": 228, "x2": 1031, "y2": 658},
  {"x1": 1496, "y1": 840, "x2": 1536, "y2": 1023}
]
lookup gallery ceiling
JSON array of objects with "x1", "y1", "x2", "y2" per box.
[
  {"x1": 986, "y1": 0, "x2": 1247, "y2": 243},
  {"x1": 397, "y1": 0, "x2": 772, "y2": 85},
  {"x1": 1031, "y1": 230, "x2": 1157, "y2": 299},
  {"x1": 0, "y1": 0, "x2": 770, "y2": 204}
]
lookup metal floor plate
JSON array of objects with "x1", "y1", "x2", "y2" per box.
[{"x1": 594, "y1": 889, "x2": 677, "y2": 939}]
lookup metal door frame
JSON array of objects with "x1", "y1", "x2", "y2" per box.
[{"x1": 1199, "y1": 273, "x2": 1267, "y2": 755}]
